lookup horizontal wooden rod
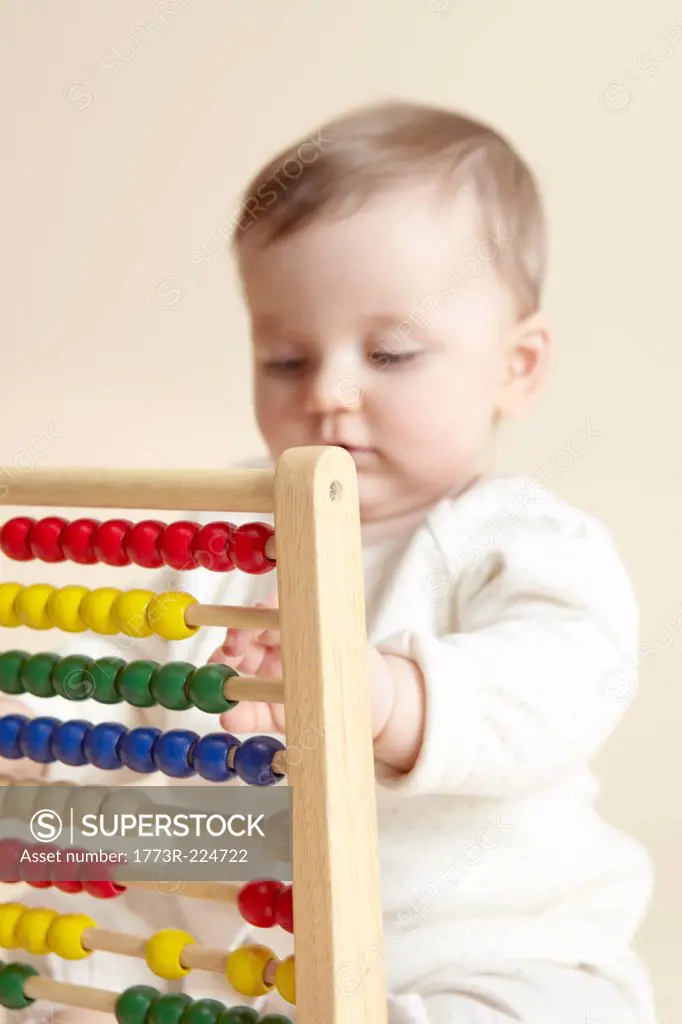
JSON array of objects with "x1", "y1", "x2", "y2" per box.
[
  {"x1": 224, "y1": 676, "x2": 284, "y2": 702},
  {"x1": 24, "y1": 975, "x2": 119, "y2": 1014},
  {"x1": 79, "y1": 924, "x2": 282, "y2": 984},
  {"x1": 23, "y1": 950, "x2": 282, "y2": 1016},
  {"x1": 0, "y1": 468, "x2": 275, "y2": 513},
  {"x1": 187, "y1": 604, "x2": 280, "y2": 631},
  {"x1": 124, "y1": 878, "x2": 241, "y2": 904}
]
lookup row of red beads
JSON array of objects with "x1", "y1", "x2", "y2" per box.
[
  {"x1": 0, "y1": 517, "x2": 275, "y2": 574},
  {"x1": 0, "y1": 838, "x2": 124, "y2": 897}
]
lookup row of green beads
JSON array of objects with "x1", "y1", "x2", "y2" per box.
[
  {"x1": 0, "y1": 650, "x2": 239, "y2": 714},
  {"x1": 0, "y1": 964, "x2": 292, "y2": 1021},
  {"x1": 114, "y1": 985, "x2": 292, "y2": 1024}
]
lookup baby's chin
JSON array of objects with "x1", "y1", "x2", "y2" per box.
[{"x1": 355, "y1": 456, "x2": 482, "y2": 524}]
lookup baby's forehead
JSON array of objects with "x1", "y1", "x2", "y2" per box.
[{"x1": 239, "y1": 184, "x2": 504, "y2": 313}]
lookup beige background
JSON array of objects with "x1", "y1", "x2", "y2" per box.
[{"x1": 1, "y1": 0, "x2": 681, "y2": 1020}]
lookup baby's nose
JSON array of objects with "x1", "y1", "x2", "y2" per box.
[{"x1": 303, "y1": 364, "x2": 365, "y2": 414}]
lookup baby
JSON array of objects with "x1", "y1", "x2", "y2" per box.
[
  {"x1": 207, "y1": 99, "x2": 658, "y2": 1024},
  {"x1": 5, "y1": 99, "x2": 658, "y2": 1024}
]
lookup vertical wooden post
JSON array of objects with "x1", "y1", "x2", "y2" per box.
[{"x1": 274, "y1": 446, "x2": 387, "y2": 1024}]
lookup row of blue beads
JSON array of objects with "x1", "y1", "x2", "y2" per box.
[{"x1": 0, "y1": 715, "x2": 286, "y2": 786}]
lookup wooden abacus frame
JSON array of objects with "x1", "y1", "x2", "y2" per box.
[{"x1": 0, "y1": 445, "x2": 388, "y2": 1024}]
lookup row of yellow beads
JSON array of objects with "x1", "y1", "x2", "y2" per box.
[
  {"x1": 0, "y1": 904, "x2": 296, "y2": 1005},
  {"x1": 0, "y1": 903, "x2": 94, "y2": 960},
  {"x1": 0, "y1": 582, "x2": 197, "y2": 641}
]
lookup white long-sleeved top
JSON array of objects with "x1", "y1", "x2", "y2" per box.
[{"x1": 18, "y1": 470, "x2": 654, "y2": 1009}]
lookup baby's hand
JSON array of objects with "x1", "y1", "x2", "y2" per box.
[
  {"x1": 209, "y1": 593, "x2": 286, "y2": 735},
  {"x1": 210, "y1": 596, "x2": 401, "y2": 757}
]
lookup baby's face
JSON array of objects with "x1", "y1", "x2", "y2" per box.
[{"x1": 238, "y1": 183, "x2": 529, "y2": 523}]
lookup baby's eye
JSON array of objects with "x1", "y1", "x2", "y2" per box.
[
  {"x1": 261, "y1": 358, "x2": 310, "y2": 377},
  {"x1": 368, "y1": 350, "x2": 419, "y2": 368}
]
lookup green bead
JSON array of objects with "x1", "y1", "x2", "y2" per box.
[
  {"x1": 149, "y1": 661, "x2": 194, "y2": 710},
  {"x1": 89, "y1": 657, "x2": 126, "y2": 704},
  {"x1": 0, "y1": 651, "x2": 28, "y2": 695},
  {"x1": 216, "y1": 1009, "x2": 259, "y2": 1024},
  {"x1": 20, "y1": 652, "x2": 60, "y2": 698},
  {"x1": 147, "y1": 992, "x2": 193, "y2": 1024},
  {"x1": 115, "y1": 984, "x2": 159, "y2": 1024},
  {"x1": 180, "y1": 998, "x2": 226, "y2": 1024},
  {"x1": 116, "y1": 661, "x2": 158, "y2": 707},
  {"x1": 52, "y1": 654, "x2": 94, "y2": 700},
  {"x1": 0, "y1": 962, "x2": 39, "y2": 1009},
  {"x1": 186, "y1": 664, "x2": 238, "y2": 714}
]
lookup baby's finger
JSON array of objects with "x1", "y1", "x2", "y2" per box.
[
  {"x1": 223, "y1": 627, "x2": 258, "y2": 659},
  {"x1": 259, "y1": 646, "x2": 283, "y2": 679},
  {"x1": 255, "y1": 628, "x2": 281, "y2": 649},
  {"x1": 207, "y1": 646, "x2": 244, "y2": 669},
  {"x1": 220, "y1": 700, "x2": 279, "y2": 735}
]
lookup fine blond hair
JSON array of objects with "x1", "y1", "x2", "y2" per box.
[{"x1": 232, "y1": 100, "x2": 546, "y2": 318}]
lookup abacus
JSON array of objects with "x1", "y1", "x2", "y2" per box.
[{"x1": 0, "y1": 447, "x2": 388, "y2": 1024}]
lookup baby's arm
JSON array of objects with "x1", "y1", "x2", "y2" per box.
[{"x1": 374, "y1": 501, "x2": 640, "y2": 797}]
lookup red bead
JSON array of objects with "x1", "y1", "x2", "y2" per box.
[
  {"x1": 82, "y1": 879, "x2": 125, "y2": 899},
  {"x1": 22, "y1": 842, "x2": 58, "y2": 887},
  {"x1": 124, "y1": 520, "x2": 165, "y2": 569},
  {"x1": 159, "y1": 521, "x2": 199, "y2": 570},
  {"x1": 54, "y1": 879, "x2": 82, "y2": 893},
  {"x1": 21, "y1": 857, "x2": 52, "y2": 887},
  {"x1": 231, "y1": 523, "x2": 275, "y2": 574},
  {"x1": 0, "y1": 518, "x2": 35, "y2": 561},
  {"x1": 275, "y1": 885, "x2": 294, "y2": 933},
  {"x1": 51, "y1": 850, "x2": 81, "y2": 886},
  {"x1": 237, "y1": 880, "x2": 283, "y2": 928},
  {"x1": 61, "y1": 518, "x2": 100, "y2": 564},
  {"x1": 28, "y1": 516, "x2": 67, "y2": 562},
  {"x1": 0, "y1": 839, "x2": 25, "y2": 883},
  {"x1": 191, "y1": 522, "x2": 235, "y2": 572},
  {"x1": 94, "y1": 520, "x2": 132, "y2": 566}
]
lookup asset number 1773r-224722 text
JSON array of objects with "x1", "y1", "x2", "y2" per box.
[{"x1": 132, "y1": 849, "x2": 248, "y2": 863}]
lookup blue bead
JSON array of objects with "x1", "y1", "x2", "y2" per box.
[
  {"x1": 193, "y1": 733, "x2": 239, "y2": 782},
  {"x1": 234, "y1": 735, "x2": 286, "y2": 786},
  {"x1": 83, "y1": 722, "x2": 126, "y2": 770},
  {"x1": 19, "y1": 716, "x2": 60, "y2": 764},
  {"x1": 152, "y1": 729, "x2": 197, "y2": 779},
  {"x1": 51, "y1": 719, "x2": 91, "y2": 766},
  {"x1": 0, "y1": 714, "x2": 29, "y2": 759},
  {"x1": 119, "y1": 726, "x2": 161, "y2": 774}
]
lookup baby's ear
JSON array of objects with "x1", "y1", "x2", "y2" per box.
[{"x1": 498, "y1": 310, "x2": 551, "y2": 419}]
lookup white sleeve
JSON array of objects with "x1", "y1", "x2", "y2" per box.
[{"x1": 375, "y1": 507, "x2": 639, "y2": 797}]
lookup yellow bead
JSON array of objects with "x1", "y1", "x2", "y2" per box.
[
  {"x1": 0, "y1": 903, "x2": 26, "y2": 949},
  {"x1": 46, "y1": 586, "x2": 89, "y2": 633},
  {"x1": 14, "y1": 907, "x2": 58, "y2": 955},
  {"x1": 112, "y1": 590, "x2": 154, "y2": 638},
  {"x1": 146, "y1": 592, "x2": 198, "y2": 641},
  {"x1": 145, "y1": 928, "x2": 195, "y2": 980},
  {"x1": 46, "y1": 913, "x2": 95, "y2": 960},
  {"x1": 275, "y1": 955, "x2": 296, "y2": 1005},
  {"x1": 225, "y1": 944, "x2": 275, "y2": 998},
  {"x1": 14, "y1": 584, "x2": 56, "y2": 630},
  {"x1": 0, "y1": 583, "x2": 23, "y2": 628},
  {"x1": 79, "y1": 588, "x2": 121, "y2": 635}
]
